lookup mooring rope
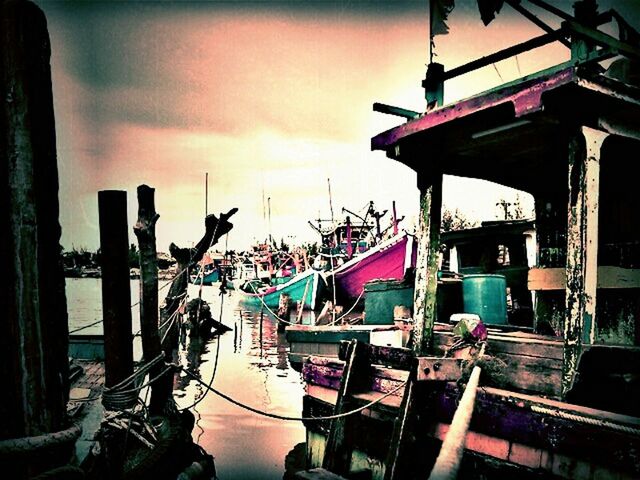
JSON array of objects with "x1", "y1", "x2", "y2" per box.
[
  {"x1": 245, "y1": 276, "x2": 364, "y2": 327},
  {"x1": 181, "y1": 367, "x2": 407, "y2": 422},
  {"x1": 529, "y1": 405, "x2": 640, "y2": 436},
  {"x1": 178, "y1": 287, "x2": 227, "y2": 412}
]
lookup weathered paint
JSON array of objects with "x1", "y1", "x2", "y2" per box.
[
  {"x1": 371, "y1": 68, "x2": 575, "y2": 152},
  {"x1": 563, "y1": 127, "x2": 608, "y2": 398},
  {"x1": 412, "y1": 174, "x2": 443, "y2": 355}
]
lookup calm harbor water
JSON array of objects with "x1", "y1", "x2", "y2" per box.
[{"x1": 66, "y1": 277, "x2": 307, "y2": 480}]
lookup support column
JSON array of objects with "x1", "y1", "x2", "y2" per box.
[
  {"x1": 412, "y1": 171, "x2": 443, "y2": 355},
  {"x1": 0, "y1": 0, "x2": 68, "y2": 441},
  {"x1": 563, "y1": 126, "x2": 608, "y2": 397},
  {"x1": 98, "y1": 190, "x2": 134, "y2": 388}
]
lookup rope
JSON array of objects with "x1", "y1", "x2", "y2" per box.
[
  {"x1": 530, "y1": 405, "x2": 640, "y2": 436},
  {"x1": 328, "y1": 288, "x2": 365, "y2": 325},
  {"x1": 68, "y1": 268, "x2": 189, "y2": 335},
  {"x1": 181, "y1": 367, "x2": 407, "y2": 421},
  {"x1": 178, "y1": 236, "x2": 229, "y2": 412},
  {"x1": 105, "y1": 353, "x2": 166, "y2": 392}
]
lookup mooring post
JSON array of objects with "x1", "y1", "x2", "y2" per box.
[
  {"x1": 98, "y1": 190, "x2": 134, "y2": 388},
  {"x1": 134, "y1": 185, "x2": 170, "y2": 414},
  {"x1": 1, "y1": 1, "x2": 71, "y2": 475}
]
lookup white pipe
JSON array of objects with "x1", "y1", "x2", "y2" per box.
[{"x1": 428, "y1": 366, "x2": 482, "y2": 480}]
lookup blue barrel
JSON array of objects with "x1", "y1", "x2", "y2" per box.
[{"x1": 462, "y1": 274, "x2": 508, "y2": 325}]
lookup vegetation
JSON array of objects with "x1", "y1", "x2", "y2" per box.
[{"x1": 441, "y1": 208, "x2": 478, "y2": 232}]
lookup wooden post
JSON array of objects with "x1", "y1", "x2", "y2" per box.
[
  {"x1": 412, "y1": 172, "x2": 443, "y2": 355},
  {"x1": 98, "y1": 191, "x2": 134, "y2": 388},
  {"x1": 161, "y1": 208, "x2": 238, "y2": 351},
  {"x1": 563, "y1": 126, "x2": 608, "y2": 398},
  {"x1": 277, "y1": 293, "x2": 292, "y2": 332},
  {"x1": 323, "y1": 340, "x2": 370, "y2": 475},
  {"x1": 0, "y1": 0, "x2": 68, "y2": 456},
  {"x1": 133, "y1": 185, "x2": 167, "y2": 414}
]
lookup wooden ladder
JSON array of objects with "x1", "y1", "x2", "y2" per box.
[{"x1": 321, "y1": 340, "x2": 463, "y2": 480}]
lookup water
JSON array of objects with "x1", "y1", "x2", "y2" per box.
[{"x1": 66, "y1": 277, "x2": 307, "y2": 479}]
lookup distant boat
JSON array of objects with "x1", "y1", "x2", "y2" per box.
[
  {"x1": 238, "y1": 268, "x2": 326, "y2": 310},
  {"x1": 326, "y1": 232, "x2": 416, "y2": 304}
]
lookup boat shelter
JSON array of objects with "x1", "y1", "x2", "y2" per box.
[{"x1": 372, "y1": 15, "x2": 640, "y2": 402}]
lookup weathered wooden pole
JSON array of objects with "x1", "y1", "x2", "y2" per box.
[
  {"x1": 562, "y1": 127, "x2": 607, "y2": 398},
  {"x1": 98, "y1": 191, "x2": 134, "y2": 388},
  {"x1": 162, "y1": 208, "x2": 239, "y2": 348},
  {"x1": 0, "y1": 0, "x2": 70, "y2": 475},
  {"x1": 133, "y1": 185, "x2": 168, "y2": 414},
  {"x1": 412, "y1": 171, "x2": 443, "y2": 355}
]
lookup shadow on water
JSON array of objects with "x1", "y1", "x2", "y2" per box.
[{"x1": 172, "y1": 286, "x2": 308, "y2": 480}]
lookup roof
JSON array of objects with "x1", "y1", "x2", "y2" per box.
[{"x1": 371, "y1": 65, "x2": 640, "y2": 195}]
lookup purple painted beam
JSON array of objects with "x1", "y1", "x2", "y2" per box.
[{"x1": 371, "y1": 67, "x2": 575, "y2": 151}]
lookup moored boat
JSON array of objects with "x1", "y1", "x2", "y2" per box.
[
  {"x1": 238, "y1": 267, "x2": 326, "y2": 311},
  {"x1": 327, "y1": 231, "x2": 416, "y2": 305}
]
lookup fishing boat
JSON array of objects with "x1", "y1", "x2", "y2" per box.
[
  {"x1": 189, "y1": 251, "x2": 234, "y2": 285},
  {"x1": 238, "y1": 267, "x2": 326, "y2": 310},
  {"x1": 327, "y1": 231, "x2": 416, "y2": 305}
]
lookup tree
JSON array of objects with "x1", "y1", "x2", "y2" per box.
[
  {"x1": 441, "y1": 208, "x2": 477, "y2": 232},
  {"x1": 496, "y1": 194, "x2": 530, "y2": 220}
]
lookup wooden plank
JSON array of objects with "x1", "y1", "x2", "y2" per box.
[
  {"x1": 413, "y1": 173, "x2": 443, "y2": 355},
  {"x1": 338, "y1": 341, "x2": 414, "y2": 370},
  {"x1": 383, "y1": 368, "x2": 416, "y2": 480},
  {"x1": 529, "y1": 266, "x2": 640, "y2": 290},
  {"x1": 433, "y1": 331, "x2": 564, "y2": 360},
  {"x1": 323, "y1": 340, "x2": 371, "y2": 475},
  {"x1": 415, "y1": 358, "x2": 463, "y2": 382}
]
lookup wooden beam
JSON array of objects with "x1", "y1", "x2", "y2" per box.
[
  {"x1": 412, "y1": 173, "x2": 443, "y2": 355},
  {"x1": 373, "y1": 103, "x2": 420, "y2": 120},
  {"x1": 563, "y1": 126, "x2": 608, "y2": 398},
  {"x1": 529, "y1": 266, "x2": 640, "y2": 290}
]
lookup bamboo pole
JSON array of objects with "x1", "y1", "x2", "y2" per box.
[{"x1": 428, "y1": 366, "x2": 482, "y2": 480}]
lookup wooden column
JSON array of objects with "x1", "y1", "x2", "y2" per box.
[
  {"x1": 563, "y1": 126, "x2": 608, "y2": 397},
  {"x1": 98, "y1": 191, "x2": 134, "y2": 388},
  {"x1": 412, "y1": 171, "x2": 443, "y2": 355},
  {"x1": 0, "y1": 0, "x2": 68, "y2": 451}
]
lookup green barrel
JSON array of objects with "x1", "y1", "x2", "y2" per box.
[{"x1": 462, "y1": 274, "x2": 508, "y2": 325}]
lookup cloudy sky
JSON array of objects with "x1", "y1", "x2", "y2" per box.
[{"x1": 36, "y1": 0, "x2": 640, "y2": 252}]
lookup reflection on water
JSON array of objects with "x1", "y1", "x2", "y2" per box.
[{"x1": 67, "y1": 278, "x2": 307, "y2": 480}]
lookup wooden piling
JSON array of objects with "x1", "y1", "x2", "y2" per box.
[
  {"x1": 0, "y1": 0, "x2": 70, "y2": 474},
  {"x1": 134, "y1": 185, "x2": 168, "y2": 414},
  {"x1": 412, "y1": 172, "x2": 443, "y2": 355},
  {"x1": 98, "y1": 190, "x2": 134, "y2": 388}
]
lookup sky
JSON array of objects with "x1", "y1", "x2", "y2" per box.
[{"x1": 35, "y1": 0, "x2": 640, "y2": 253}]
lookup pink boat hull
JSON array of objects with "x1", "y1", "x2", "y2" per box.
[{"x1": 332, "y1": 235, "x2": 416, "y2": 302}]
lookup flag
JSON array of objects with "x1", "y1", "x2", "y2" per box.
[
  {"x1": 431, "y1": 0, "x2": 456, "y2": 37},
  {"x1": 477, "y1": 0, "x2": 505, "y2": 26}
]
